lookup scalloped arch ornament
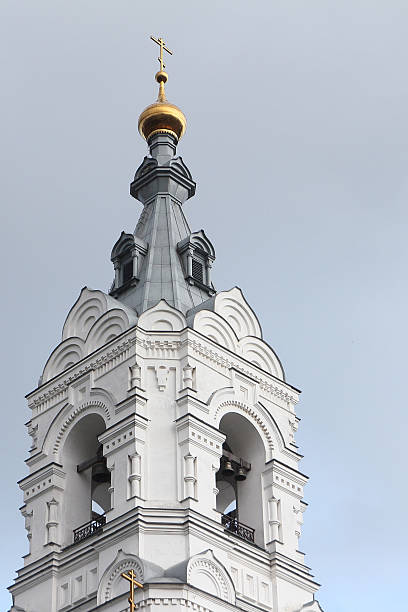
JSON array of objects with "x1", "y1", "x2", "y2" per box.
[
  {"x1": 193, "y1": 310, "x2": 237, "y2": 352},
  {"x1": 63, "y1": 288, "x2": 109, "y2": 341},
  {"x1": 86, "y1": 309, "x2": 132, "y2": 353},
  {"x1": 187, "y1": 550, "x2": 235, "y2": 604},
  {"x1": 97, "y1": 550, "x2": 144, "y2": 605},
  {"x1": 214, "y1": 287, "x2": 262, "y2": 340},
  {"x1": 238, "y1": 336, "x2": 284, "y2": 379},
  {"x1": 43, "y1": 287, "x2": 137, "y2": 381},
  {"x1": 42, "y1": 338, "x2": 85, "y2": 383},
  {"x1": 49, "y1": 399, "x2": 112, "y2": 459},
  {"x1": 214, "y1": 399, "x2": 274, "y2": 459},
  {"x1": 138, "y1": 299, "x2": 187, "y2": 331}
]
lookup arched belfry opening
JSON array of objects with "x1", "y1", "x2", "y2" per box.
[
  {"x1": 61, "y1": 413, "x2": 110, "y2": 546},
  {"x1": 216, "y1": 413, "x2": 266, "y2": 547}
]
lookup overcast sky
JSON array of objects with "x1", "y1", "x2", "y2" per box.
[{"x1": 1, "y1": 2, "x2": 407, "y2": 611}]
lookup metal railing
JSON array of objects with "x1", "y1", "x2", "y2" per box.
[
  {"x1": 73, "y1": 515, "x2": 106, "y2": 544},
  {"x1": 221, "y1": 514, "x2": 255, "y2": 543}
]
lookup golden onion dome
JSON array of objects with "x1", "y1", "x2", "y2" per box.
[{"x1": 138, "y1": 70, "x2": 186, "y2": 142}]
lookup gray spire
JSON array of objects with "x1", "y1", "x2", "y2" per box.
[{"x1": 109, "y1": 133, "x2": 215, "y2": 315}]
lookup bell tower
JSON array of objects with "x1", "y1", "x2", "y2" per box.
[{"x1": 9, "y1": 39, "x2": 324, "y2": 612}]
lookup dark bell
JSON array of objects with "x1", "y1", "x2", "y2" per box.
[
  {"x1": 235, "y1": 466, "x2": 247, "y2": 481},
  {"x1": 92, "y1": 460, "x2": 110, "y2": 484},
  {"x1": 222, "y1": 460, "x2": 234, "y2": 477}
]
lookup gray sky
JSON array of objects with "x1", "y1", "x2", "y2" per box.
[{"x1": 1, "y1": 1, "x2": 407, "y2": 610}]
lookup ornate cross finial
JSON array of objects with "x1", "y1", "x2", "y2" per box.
[
  {"x1": 150, "y1": 35, "x2": 173, "y2": 71},
  {"x1": 121, "y1": 569, "x2": 143, "y2": 612}
]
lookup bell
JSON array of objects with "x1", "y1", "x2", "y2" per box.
[
  {"x1": 235, "y1": 466, "x2": 247, "y2": 481},
  {"x1": 222, "y1": 460, "x2": 234, "y2": 477},
  {"x1": 92, "y1": 459, "x2": 109, "y2": 484}
]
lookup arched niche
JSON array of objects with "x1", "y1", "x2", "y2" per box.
[
  {"x1": 209, "y1": 389, "x2": 274, "y2": 462},
  {"x1": 97, "y1": 549, "x2": 163, "y2": 605},
  {"x1": 186, "y1": 550, "x2": 235, "y2": 604},
  {"x1": 60, "y1": 413, "x2": 109, "y2": 546},
  {"x1": 42, "y1": 390, "x2": 114, "y2": 462},
  {"x1": 97, "y1": 550, "x2": 144, "y2": 605},
  {"x1": 218, "y1": 413, "x2": 266, "y2": 548}
]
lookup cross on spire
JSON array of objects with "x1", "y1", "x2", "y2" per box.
[{"x1": 150, "y1": 35, "x2": 173, "y2": 71}]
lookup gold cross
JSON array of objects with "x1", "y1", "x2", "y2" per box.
[
  {"x1": 121, "y1": 569, "x2": 143, "y2": 612},
  {"x1": 150, "y1": 35, "x2": 173, "y2": 71}
]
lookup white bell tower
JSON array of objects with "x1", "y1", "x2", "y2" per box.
[{"x1": 9, "y1": 41, "x2": 324, "y2": 612}]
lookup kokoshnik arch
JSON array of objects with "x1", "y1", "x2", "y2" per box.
[{"x1": 9, "y1": 37, "x2": 324, "y2": 612}]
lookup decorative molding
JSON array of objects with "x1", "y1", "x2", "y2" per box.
[
  {"x1": 188, "y1": 338, "x2": 297, "y2": 407},
  {"x1": 187, "y1": 550, "x2": 235, "y2": 604},
  {"x1": 137, "y1": 337, "x2": 182, "y2": 358},
  {"x1": 101, "y1": 554, "x2": 144, "y2": 603},
  {"x1": 52, "y1": 400, "x2": 111, "y2": 456},
  {"x1": 138, "y1": 299, "x2": 187, "y2": 332},
  {"x1": 20, "y1": 463, "x2": 66, "y2": 501},
  {"x1": 30, "y1": 388, "x2": 68, "y2": 417},
  {"x1": 93, "y1": 340, "x2": 135, "y2": 380},
  {"x1": 238, "y1": 336, "x2": 283, "y2": 379},
  {"x1": 214, "y1": 399, "x2": 274, "y2": 454},
  {"x1": 45, "y1": 498, "x2": 59, "y2": 545},
  {"x1": 213, "y1": 287, "x2": 262, "y2": 340},
  {"x1": 272, "y1": 472, "x2": 304, "y2": 498},
  {"x1": 182, "y1": 363, "x2": 195, "y2": 390},
  {"x1": 129, "y1": 363, "x2": 142, "y2": 390},
  {"x1": 288, "y1": 417, "x2": 298, "y2": 444},
  {"x1": 28, "y1": 336, "x2": 136, "y2": 415},
  {"x1": 27, "y1": 422, "x2": 38, "y2": 450},
  {"x1": 192, "y1": 310, "x2": 237, "y2": 353},
  {"x1": 21, "y1": 507, "x2": 33, "y2": 543},
  {"x1": 154, "y1": 364, "x2": 170, "y2": 392},
  {"x1": 183, "y1": 453, "x2": 197, "y2": 499},
  {"x1": 128, "y1": 452, "x2": 142, "y2": 499},
  {"x1": 130, "y1": 598, "x2": 211, "y2": 612}
]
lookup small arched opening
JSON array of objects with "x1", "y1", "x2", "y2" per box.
[
  {"x1": 61, "y1": 413, "x2": 110, "y2": 545},
  {"x1": 216, "y1": 413, "x2": 265, "y2": 547}
]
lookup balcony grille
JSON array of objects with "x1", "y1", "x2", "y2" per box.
[
  {"x1": 73, "y1": 515, "x2": 106, "y2": 544},
  {"x1": 221, "y1": 514, "x2": 255, "y2": 543}
]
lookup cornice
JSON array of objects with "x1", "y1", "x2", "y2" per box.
[
  {"x1": 18, "y1": 463, "x2": 65, "y2": 489},
  {"x1": 265, "y1": 458, "x2": 309, "y2": 483},
  {"x1": 28, "y1": 334, "x2": 137, "y2": 416},
  {"x1": 27, "y1": 321, "x2": 298, "y2": 419},
  {"x1": 187, "y1": 337, "x2": 298, "y2": 407}
]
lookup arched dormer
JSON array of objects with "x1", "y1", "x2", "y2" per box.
[
  {"x1": 177, "y1": 229, "x2": 216, "y2": 292},
  {"x1": 109, "y1": 231, "x2": 147, "y2": 297}
]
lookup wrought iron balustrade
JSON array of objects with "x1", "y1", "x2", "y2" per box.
[
  {"x1": 221, "y1": 514, "x2": 255, "y2": 543},
  {"x1": 73, "y1": 515, "x2": 106, "y2": 544}
]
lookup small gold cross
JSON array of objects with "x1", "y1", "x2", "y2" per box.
[
  {"x1": 150, "y1": 35, "x2": 173, "y2": 71},
  {"x1": 121, "y1": 569, "x2": 143, "y2": 612}
]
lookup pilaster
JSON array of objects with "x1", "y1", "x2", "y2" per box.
[
  {"x1": 175, "y1": 412, "x2": 224, "y2": 520},
  {"x1": 18, "y1": 463, "x2": 65, "y2": 563},
  {"x1": 100, "y1": 410, "x2": 148, "y2": 521}
]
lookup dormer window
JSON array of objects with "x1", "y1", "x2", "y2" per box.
[
  {"x1": 109, "y1": 232, "x2": 147, "y2": 297},
  {"x1": 177, "y1": 230, "x2": 216, "y2": 294},
  {"x1": 122, "y1": 259, "x2": 134, "y2": 285}
]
